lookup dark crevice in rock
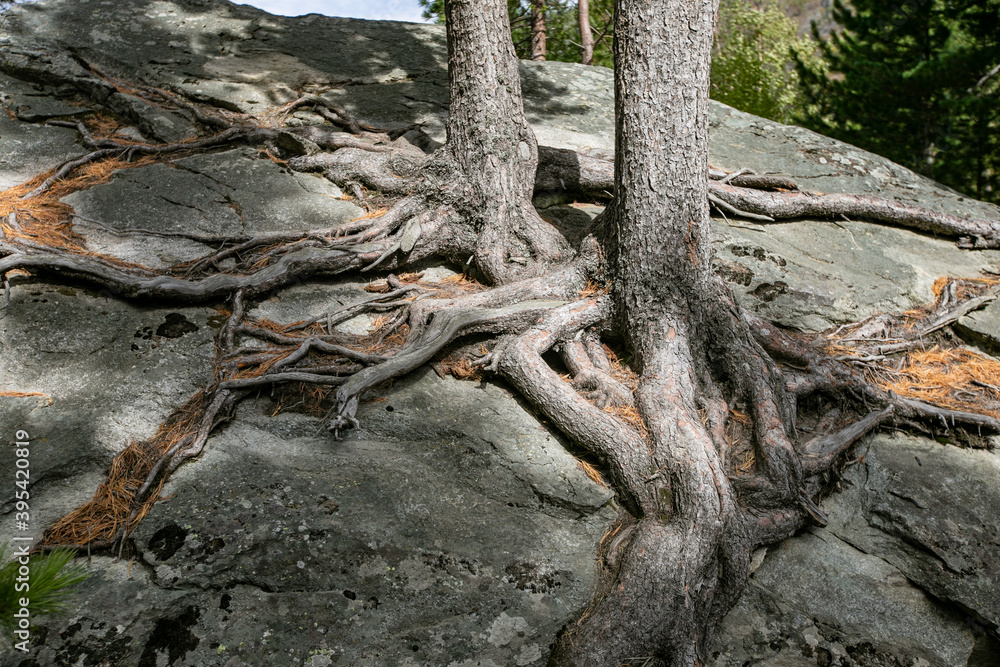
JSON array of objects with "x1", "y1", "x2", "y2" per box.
[
  {"x1": 147, "y1": 522, "x2": 188, "y2": 560},
  {"x1": 529, "y1": 485, "x2": 611, "y2": 519},
  {"x1": 156, "y1": 313, "x2": 199, "y2": 339},
  {"x1": 136, "y1": 606, "x2": 201, "y2": 667},
  {"x1": 153, "y1": 191, "x2": 212, "y2": 217},
  {"x1": 171, "y1": 160, "x2": 237, "y2": 189}
]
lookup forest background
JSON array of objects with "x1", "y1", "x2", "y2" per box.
[{"x1": 420, "y1": 0, "x2": 1000, "y2": 205}]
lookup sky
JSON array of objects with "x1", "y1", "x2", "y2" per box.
[{"x1": 239, "y1": 0, "x2": 432, "y2": 22}]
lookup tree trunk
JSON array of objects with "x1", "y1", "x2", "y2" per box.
[
  {"x1": 20, "y1": 0, "x2": 1000, "y2": 662},
  {"x1": 578, "y1": 0, "x2": 594, "y2": 66},
  {"x1": 443, "y1": 0, "x2": 565, "y2": 284},
  {"x1": 608, "y1": 0, "x2": 717, "y2": 331},
  {"x1": 551, "y1": 1, "x2": 803, "y2": 663},
  {"x1": 531, "y1": 0, "x2": 547, "y2": 61}
]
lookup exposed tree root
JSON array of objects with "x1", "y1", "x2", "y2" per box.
[
  {"x1": 491, "y1": 297, "x2": 654, "y2": 516},
  {"x1": 708, "y1": 182, "x2": 1000, "y2": 248},
  {"x1": 543, "y1": 270, "x2": 1000, "y2": 663},
  {"x1": 6, "y1": 90, "x2": 998, "y2": 314},
  {"x1": 324, "y1": 297, "x2": 574, "y2": 435},
  {"x1": 8, "y1": 58, "x2": 1000, "y2": 666},
  {"x1": 535, "y1": 147, "x2": 1000, "y2": 248}
]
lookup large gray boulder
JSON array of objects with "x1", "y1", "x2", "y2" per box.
[
  {"x1": 2, "y1": 1, "x2": 999, "y2": 665},
  {"x1": 712, "y1": 433, "x2": 1000, "y2": 667},
  {"x1": 5, "y1": 0, "x2": 999, "y2": 333}
]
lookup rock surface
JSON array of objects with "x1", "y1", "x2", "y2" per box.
[
  {"x1": 1, "y1": 1, "x2": 1000, "y2": 666},
  {"x1": 958, "y1": 301, "x2": 1000, "y2": 354},
  {"x1": 712, "y1": 433, "x2": 1000, "y2": 667},
  {"x1": 63, "y1": 149, "x2": 360, "y2": 268},
  {"x1": 824, "y1": 434, "x2": 1000, "y2": 634},
  {"x1": 0, "y1": 73, "x2": 82, "y2": 190},
  {"x1": 20, "y1": 385, "x2": 611, "y2": 667},
  {"x1": 0, "y1": 284, "x2": 217, "y2": 546}
]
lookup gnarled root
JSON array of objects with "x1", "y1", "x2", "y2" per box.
[
  {"x1": 321, "y1": 266, "x2": 589, "y2": 436},
  {"x1": 708, "y1": 183, "x2": 1000, "y2": 248},
  {"x1": 21, "y1": 68, "x2": 1000, "y2": 666},
  {"x1": 559, "y1": 334, "x2": 633, "y2": 409},
  {"x1": 540, "y1": 269, "x2": 1000, "y2": 664},
  {"x1": 748, "y1": 280, "x2": 1000, "y2": 435},
  {"x1": 493, "y1": 297, "x2": 653, "y2": 516},
  {"x1": 549, "y1": 293, "x2": 764, "y2": 665},
  {"x1": 534, "y1": 148, "x2": 1000, "y2": 249}
]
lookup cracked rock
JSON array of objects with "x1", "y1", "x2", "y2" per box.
[{"x1": 3, "y1": 1, "x2": 1000, "y2": 666}]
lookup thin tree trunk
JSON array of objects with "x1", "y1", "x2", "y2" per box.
[
  {"x1": 443, "y1": 0, "x2": 565, "y2": 283},
  {"x1": 531, "y1": 0, "x2": 547, "y2": 61},
  {"x1": 578, "y1": 0, "x2": 594, "y2": 65}
]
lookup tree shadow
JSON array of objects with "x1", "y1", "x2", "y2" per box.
[
  {"x1": 3, "y1": 0, "x2": 608, "y2": 144},
  {"x1": 2, "y1": 1, "x2": 439, "y2": 126}
]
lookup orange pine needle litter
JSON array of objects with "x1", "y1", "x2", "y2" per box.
[
  {"x1": 603, "y1": 403, "x2": 649, "y2": 438},
  {"x1": 42, "y1": 392, "x2": 208, "y2": 547},
  {"x1": 0, "y1": 390, "x2": 52, "y2": 404},
  {"x1": 577, "y1": 459, "x2": 608, "y2": 488},
  {"x1": 824, "y1": 276, "x2": 1000, "y2": 420},
  {"x1": 438, "y1": 273, "x2": 487, "y2": 291},
  {"x1": 434, "y1": 358, "x2": 482, "y2": 382},
  {"x1": 579, "y1": 279, "x2": 607, "y2": 297},
  {"x1": 349, "y1": 208, "x2": 388, "y2": 222},
  {"x1": 876, "y1": 347, "x2": 1000, "y2": 419},
  {"x1": 1, "y1": 156, "x2": 156, "y2": 258}
]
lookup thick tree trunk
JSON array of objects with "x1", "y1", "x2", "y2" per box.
[
  {"x1": 531, "y1": 0, "x2": 547, "y2": 61},
  {"x1": 578, "y1": 0, "x2": 594, "y2": 66},
  {"x1": 608, "y1": 0, "x2": 716, "y2": 333},
  {"x1": 551, "y1": 1, "x2": 801, "y2": 664},
  {"x1": 443, "y1": 0, "x2": 565, "y2": 284}
]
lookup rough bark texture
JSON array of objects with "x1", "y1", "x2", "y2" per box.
[
  {"x1": 549, "y1": 2, "x2": 804, "y2": 664},
  {"x1": 531, "y1": 0, "x2": 547, "y2": 61},
  {"x1": 578, "y1": 0, "x2": 595, "y2": 66},
  {"x1": 9, "y1": 2, "x2": 1000, "y2": 666},
  {"x1": 443, "y1": 0, "x2": 566, "y2": 283}
]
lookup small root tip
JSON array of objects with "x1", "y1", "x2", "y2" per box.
[{"x1": 798, "y1": 489, "x2": 828, "y2": 526}]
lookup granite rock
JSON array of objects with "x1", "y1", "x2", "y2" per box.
[{"x1": 2, "y1": 1, "x2": 1000, "y2": 665}]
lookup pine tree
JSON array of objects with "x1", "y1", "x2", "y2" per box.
[
  {"x1": 7, "y1": 0, "x2": 1000, "y2": 662},
  {"x1": 711, "y1": 0, "x2": 821, "y2": 124},
  {"x1": 418, "y1": 0, "x2": 614, "y2": 67},
  {"x1": 938, "y1": 0, "x2": 1000, "y2": 200},
  {"x1": 797, "y1": 0, "x2": 1000, "y2": 202}
]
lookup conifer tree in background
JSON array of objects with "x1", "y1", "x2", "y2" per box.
[
  {"x1": 578, "y1": 0, "x2": 594, "y2": 65},
  {"x1": 421, "y1": 0, "x2": 818, "y2": 123},
  {"x1": 418, "y1": 0, "x2": 614, "y2": 67},
  {"x1": 941, "y1": 0, "x2": 1000, "y2": 201},
  {"x1": 530, "y1": 0, "x2": 547, "y2": 61},
  {"x1": 797, "y1": 0, "x2": 1000, "y2": 202}
]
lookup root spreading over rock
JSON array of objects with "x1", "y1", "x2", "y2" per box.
[{"x1": 3, "y1": 9, "x2": 1000, "y2": 663}]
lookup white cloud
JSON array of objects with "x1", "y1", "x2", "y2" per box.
[{"x1": 239, "y1": 0, "x2": 431, "y2": 22}]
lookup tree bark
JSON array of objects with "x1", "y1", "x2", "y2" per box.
[
  {"x1": 443, "y1": 0, "x2": 565, "y2": 284},
  {"x1": 578, "y1": 0, "x2": 594, "y2": 65},
  {"x1": 19, "y1": 2, "x2": 1000, "y2": 663},
  {"x1": 550, "y1": 1, "x2": 804, "y2": 664},
  {"x1": 608, "y1": 0, "x2": 716, "y2": 339},
  {"x1": 531, "y1": 0, "x2": 547, "y2": 61}
]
